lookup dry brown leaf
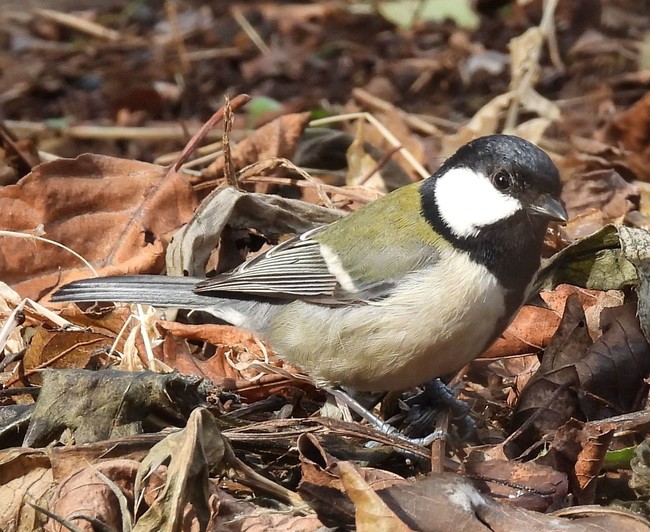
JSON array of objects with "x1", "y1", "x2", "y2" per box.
[
  {"x1": 157, "y1": 320, "x2": 315, "y2": 403},
  {"x1": 20, "y1": 327, "x2": 112, "y2": 385},
  {"x1": 482, "y1": 285, "x2": 610, "y2": 360},
  {"x1": 509, "y1": 294, "x2": 592, "y2": 453},
  {"x1": 575, "y1": 303, "x2": 650, "y2": 420},
  {"x1": 537, "y1": 419, "x2": 616, "y2": 505},
  {"x1": 157, "y1": 321, "x2": 273, "y2": 381},
  {"x1": 378, "y1": 472, "x2": 646, "y2": 531},
  {"x1": 46, "y1": 459, "x2": 144, "y2": 532},
  {"x1": 166, "y1": 185, "x2": 341, "y2": 277},
  {"x1": 510, "y1": 297, "x2": 650, "y2": 455},
  {"x1": 603, "y1": 92, "x2": 650, "y2": 181},
  {"x1": 562, "y1": 169, "x2": 639, "y2": 223},
  {"x1": 464, "y1": 459, "x2": 568, "y2": 512},
  {"x1": 297, "y1": 433, "x2": 407, "y2": 529},
  {"x1": 482, "y1": 305, "x2": 560, "y2": 360},
  {"x1": 0, "y1": 154, "x2": 197, "y2": 299},
  {"x1": 211, "y1": 486, "x2": 324, "y2": 532},
  {"x1": 0, "y1": 448, "x2": 55, "y2": 531},
  {"x1": 337, "y1": 461, "x2": 412, "y2": 532}
]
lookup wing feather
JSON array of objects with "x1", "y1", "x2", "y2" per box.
[
  {"x1": 195, "y1": 227, "x2": 342, "y2": 298},
  {"x1": 194, "y1": 217, "x2": 441, "y2": 303}
]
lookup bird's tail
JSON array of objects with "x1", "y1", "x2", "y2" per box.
[{"x1": 51, "y1": 275, "x2": 219, "y2": 310}]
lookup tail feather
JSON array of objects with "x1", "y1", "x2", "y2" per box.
[
  {"x1": 51, "y1": 275, "x2": 218, "y2": 310},
  {"x1": 51, "y1": 275, "x2": 282, "y2": 335}
]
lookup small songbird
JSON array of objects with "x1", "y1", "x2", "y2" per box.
[{"x1": 53, "y1": 135, "x2": 566, "y2": 394}]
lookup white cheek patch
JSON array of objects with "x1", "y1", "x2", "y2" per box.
[{"x1": 434, "y1": 167, "x2": 522, "y2": 238}]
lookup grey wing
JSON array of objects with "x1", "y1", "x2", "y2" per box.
[
  {"x1": 194, "y1": 226, "x2": 341, "y2": 300},
  {"x1": 194, "y1": 227, "x2": 442, "y2": 304}
]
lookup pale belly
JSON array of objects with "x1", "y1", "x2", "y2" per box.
[{"x1": 269, "y1": 252, "x2": 510, "y2": 391}]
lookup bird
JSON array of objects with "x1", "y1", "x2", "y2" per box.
[{"x1": 52, "y1": 134, "x2": 566, "y2": 400}]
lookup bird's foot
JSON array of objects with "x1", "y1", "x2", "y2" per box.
[
  {"x1": 327, "y1": 386, "x2": 448, "y2": 447},
  {"x1": 327, "y1": 378, "x2": 476, "y2": 446}
]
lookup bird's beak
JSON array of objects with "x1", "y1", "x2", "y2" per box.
[{"x1": 528, "y1": 193, "x2": 568, "y2": 223}]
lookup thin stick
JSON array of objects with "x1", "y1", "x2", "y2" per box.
[
  {"x1": 34, "y1": 9, "x2": 121, "y2": 41},
  {"x1": 0, "y1": 230, "x2": 98, "y2": 276},
  {"x1": 230, "y1": 7, "x2": 271, "y2": 55},
  {"x1": 310, "y1": 112, "x2": 430, "y2": 179}
]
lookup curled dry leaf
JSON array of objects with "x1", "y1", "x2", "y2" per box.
[
  {"x1": 535, "y1": 225, "x2": 639, "y2": 293},
  {"x1": 337, "y1": 460, "x2": 411, "y2": 532},
  {"x1": 297, "y1": 433, "x2": 405, "y2": 529},
  {"x1": 0, "y1": 448, "x2": 54, "y2": 532},
  {"x1": 156, "y1": 320, "x2": 292, "y2": 384},
  {"x1": 160, "y1": 331, "x2": 309, "y2": 401},
  {"x1": 134, "y1": 408, "x2": 224, "y2": 531},
  {"x1": 23, "y1": 370, "x2": 207, "y2": 447},
  {"x1": 166, "y1": 186, "x2": 342, "y2": 277},
  {"x1": 509, "y1": 294, "x2": 590, "y2": 452},
  {"x1": 135, "y1": 407, "x2": 302, "y2": 530},
  {"x1": 575, "y1": 303, "x2": 650, "y2": 420},
  {"x1": 376, "y1": 472, "x2": 642, "y2": 532},
  {"x1": 0, "y1": 154, "x2": 196, "y2": 299}
]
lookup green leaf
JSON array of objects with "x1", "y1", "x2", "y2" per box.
[
  {"x1": 245, "y1": 96, "x2": 283, "y2": 126},
  {"x1": 603, "y1": 446, "x2": 636, "y2": 470},
  {"x1": 536, "y1": 225, "x2": 650, "y2": 342},
  {"x1": 377, "y1": 0, "x2": 479, "y2": 30},
  {"x1": 536, "y1": 225, "x2": 638, "y2": 292}
]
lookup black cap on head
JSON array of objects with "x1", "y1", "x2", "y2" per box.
[
  {"x1": 420, "y1": 134, "x2": 565, "y2": 296},
  {"x1": 440, "y1": 134, "x2": 562, "y2": 200}
]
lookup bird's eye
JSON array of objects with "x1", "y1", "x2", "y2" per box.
[{"x1": 493, "y1": 170, "x2": 510, "y2": 191}]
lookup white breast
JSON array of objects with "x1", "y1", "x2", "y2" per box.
[{"x1": 270, "y1": 250, "x2": 508, "y2": 391}]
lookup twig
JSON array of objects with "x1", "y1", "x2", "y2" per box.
[
  {"x1": 352, "y1": 88, "x2": 443, "y2": 137},
  {"x1": 356, "y1": 144, "x2": 401, "y2": 186},
  {"x1": 230, "y1": 7, "x2": 271, "y2": 55},
  {"x1": 310, "y1": 112, "x2": 430, "y2": 179},
  {"x1": 222, "y1": 96, "x2": 238, "y2": 189},
  {"x1": 34, "y1": 8, "x2": 121, "y2": 41},
  {"x1": 172, "y1": 93, "x2": 250, "y2": 171},
  {"x1": 0, "y1": 230, "x2": 98, "y2": 276},
  {"x1": 165, "y1": 0, "x2": 191, "y2": 75}
]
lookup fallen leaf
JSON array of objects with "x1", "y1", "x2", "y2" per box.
[
  {"x1": 0, "y1": 154, "x2": 196, "y2": 299},
  {"x1": 0, "y1": 448, "x2": 55, "y2": 532},
  {"x1": 603, "y1": 92, "x2": 650, "y2": 181},
  {"x1": 23, "y1": 370, "x2": 207, "y2": 447},
  {"x1": 464, "y1": 459, "x2": 568, "y2": 512},
  {"x1": 562, "y1": 168, "x2": 639, "y2": 222},
  {"x1": 337, "y1": 461, "x2": 411, "y2": 532}
]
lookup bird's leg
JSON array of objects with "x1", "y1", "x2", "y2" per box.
[
  {"x1": 327, "y1": 387, "x2": 446, "y2": 446},
  {"x1": 401, "y1": 378, "x2": 476, "y2": 441},
  {"x1": 327, "y1": 378, "x2": 476, "y2": 446}
]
